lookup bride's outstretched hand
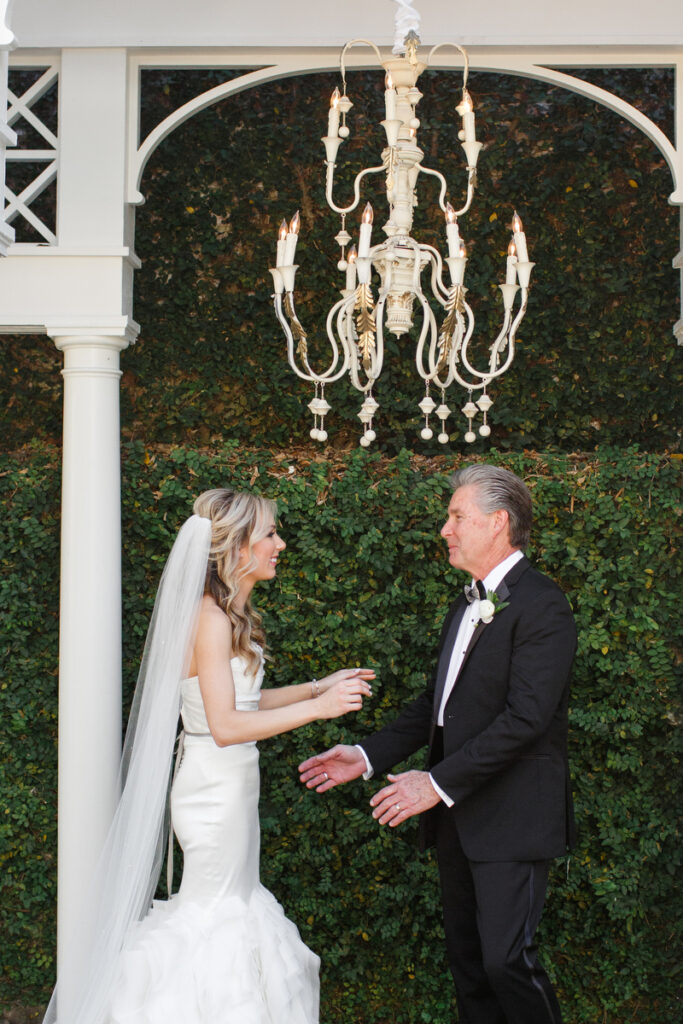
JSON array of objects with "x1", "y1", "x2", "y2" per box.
[
  {"x1": 315, "y1": 668, "x2": 373, "y2": 720},
  {"x1": 317, "y1": 667, "x2": 376, "y2": 692},
  {"x1": 299, "y1": 744, "x2": 367, "y2": 791}
]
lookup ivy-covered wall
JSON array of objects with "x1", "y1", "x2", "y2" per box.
[{"x1": 1, "y1": 66, "x2": 681, "y2": 1022}]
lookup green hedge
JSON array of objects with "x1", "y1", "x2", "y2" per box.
[{"x1": 1, "y1": 442, "x2": 680, "y2": 1022}]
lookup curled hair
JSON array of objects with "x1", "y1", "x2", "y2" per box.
[
  {"x1": 192, "y1": 488, "x2": 277, "y2": 675},
  {"x1": 449, "y1": 464, "x2": 533, "y2": 549}
]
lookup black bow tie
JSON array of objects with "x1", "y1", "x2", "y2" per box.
[{"x1": 464, "y1": 580, "x2": 486, "y2": 603}]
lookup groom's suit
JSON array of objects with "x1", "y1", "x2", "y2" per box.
[{"x1": 361, "y1": 554, "x2": 576, "y2": 1024}]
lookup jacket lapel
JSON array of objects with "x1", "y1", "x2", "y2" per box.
[{"x1": 432, "y1": 598, "x2": 467, "y2": 715}]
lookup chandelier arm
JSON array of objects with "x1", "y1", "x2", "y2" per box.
[
  {"x1": 433, "y1": 301, "x2": 467, "y2": 389},
  {"x1": 449, "y1": 361, "x2": 489, "y2": 394},
  {"x1": 426, "y1": 42, "x2": 470, "y2": 89},
  {"x1": 326, "y1": 162, "x2": 388, "y2": 216},
  {"x1": 347, "y1": 336, "x2": 365, "y2": 390},
  {"x1": 299, "y1": 298, "x2": 352, "y2": 383},
  {"x1": 420, "y1": 244, "x2": 451, "y2": 302},
  {"x1": 339, "y1": 38, "x2": 384, "y2": 88},
  {"x1": 485, "y1": 311, "x2": 517, "y2": 376},
  {"x1": 428, "y1": 305, "x2": 450, "y2": 377},
  {"x1": 417, "y1": 164, "x2": 476, "y2": 220},
  {"x1": 431, "y1": 358, "x2": 457, "y2": 390},
  {"x1": 371, "y1": 294, "x2": 386, "y2": 381},
  {"x1": 416, "y1": 164, "x2": 448, "y2": 213},
  {"x1": 414, "y1": 292, "x2": 439, "y2": 381},
  {"x1": 274, "y1": 295, "x2": 324, "y2": 384},
  {"x1": 286, "y1": 292, "x2": 338, "y2": 380},
  {"x1": 451, "y1": 174, "x2": 476, "y2": 219},
  {"x1": 484, "y1": 291, "x2": 530, "y2": 378},
  {"x1": 277, "y1": 291, "x2": 351, "y2": 384},
  {"x1": 334, "y1": 294, "x2": 360, "y2": 382},
  {"x1": 438, "y1": 311, "x2": 486, "y2": 393},
  {"x1": 459, "y1": 304, "x2": 517, "y2": 383},
  {"x1": 342, "y1": 290, "x2": 367, "y2": 392},
  {"x1": 432, "y1": 342, "x2": 461, "y2": 391},
  {"x1": 333, "y1": 293, "x2": 355, "y2": 356}
]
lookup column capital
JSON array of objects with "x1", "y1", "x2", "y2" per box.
[
  {"x1": 47, "y1": 316, "x2": 140, "y2": 350},
  {"x1": 49, "y1": 319, "x2": 140, "y2": 378}
]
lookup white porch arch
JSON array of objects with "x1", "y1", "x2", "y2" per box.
[
  {"x1": 129, "y1": 53, "x2": 683, "y2": 205},
  {"x1": 0, "y1": 2, "x2": 681, "y2": 1016}
]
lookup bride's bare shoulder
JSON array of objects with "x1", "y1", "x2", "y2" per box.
[
  {"x1": 189, "y1": 596, "x2": 232, "y2": 675},
  {"x1": 199, "y1": 593, "x2": 229, "y2": 623}
]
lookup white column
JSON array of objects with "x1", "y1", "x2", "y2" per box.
[
  {"x1": 45, "y1": 45, "x2": 139, "y2": 1012},
  {"x1": 48, "y1": 325, "x2": 136, "y2": 1020}
]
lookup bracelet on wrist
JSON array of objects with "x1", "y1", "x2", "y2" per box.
[{"x1": 310, "y1": 678, "x2": 320, "y2": 698}]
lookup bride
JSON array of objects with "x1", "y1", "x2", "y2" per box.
[{"x1": 43, "y1": 488, "x2": 374, "y2": 1024}]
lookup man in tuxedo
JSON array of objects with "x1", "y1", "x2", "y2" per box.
[{"x1": 299, "y1": 464, "x2": 576, "y2": 1024}]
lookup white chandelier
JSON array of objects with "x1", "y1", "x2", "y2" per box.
[{"x1": 270, "y1": 0, "x2": 534, "y2": 447}]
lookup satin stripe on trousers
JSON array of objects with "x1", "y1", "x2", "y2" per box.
[{"x1": 435, "y1": 801, "x2": 563, "y2": 1024}]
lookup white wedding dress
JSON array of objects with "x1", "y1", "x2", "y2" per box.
[{"x1": 108, "y1": 655, "x2": 320, "y2": 1024}]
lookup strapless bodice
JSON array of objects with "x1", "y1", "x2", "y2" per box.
[{"x1": 180, "y1": 655, "x2": 263, "y2": 734}]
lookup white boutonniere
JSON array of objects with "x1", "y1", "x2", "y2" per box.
[{"x1": 478, "y1": 590, "x2": 510, "y2": 625}]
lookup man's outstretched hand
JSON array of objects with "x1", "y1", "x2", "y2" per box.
[
  {"x1": 298, "y1": 744, "x2": 366, "y2": 792},
  {"x1": 370, "y1": 770, "x2": 441, "y2": 826}
]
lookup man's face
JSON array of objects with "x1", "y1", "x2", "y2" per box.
[{"x1": 440, "y1": 484, "x2": 498, "y2": 578}]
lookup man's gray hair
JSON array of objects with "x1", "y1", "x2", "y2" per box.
[{"x1": 449, "y1": 465, "x2": 533, "y2": 549}]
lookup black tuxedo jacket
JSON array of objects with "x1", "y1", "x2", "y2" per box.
[{"x1": 361, "y1": 555, "x2": 577, "y2": 862}]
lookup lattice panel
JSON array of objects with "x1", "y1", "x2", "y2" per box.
[{"x1": 6, "y1": 64, "x2": 58, "y2": 244}]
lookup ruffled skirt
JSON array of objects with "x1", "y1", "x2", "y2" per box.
[
  {"x1": 109, "y1": 885, "x2": 320, "y2": 1023},
  {"x1": 108, "y1": 736, "x2": 319, "y2": 1023}
]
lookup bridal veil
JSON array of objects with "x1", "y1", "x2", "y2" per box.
[{"x1": 43, "y1": 514, "x2": 212, "y2": 1024}]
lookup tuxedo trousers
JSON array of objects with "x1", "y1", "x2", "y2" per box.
[{"x1": 434, "y1": 802, "x2": 563, "y2": 1024}]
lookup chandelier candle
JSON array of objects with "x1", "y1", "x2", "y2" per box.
[
  {"x1": 384, "y1": 73, "x2": 398, "y2": 120},
  {"x1": 457, "y1": 90, "x2": 476, "y2": 143},
  {"x1": 512, "y1": 212, "x2": 529, "y2": 262},
  {"x1": 358, "y1": 203, "x2": 374, "y2": 257},
  {"x1": 506, "y1": 241, "x2": 517, "y2": 285},
  {"x1": 345, "y1": 245, "x2": 358, "y2": 291},
  {"x1": 270, "y1": 0, "x2": 535, "y2": 446},
  {"x1": 276, "y1": 220, "x2": 288, "y2": 268},
  {"x1": 283, "y1": 211, "x2": 300, "y2": 266},
  {"x1": 445, "y1": 203, "x2": 462, "y2": 258},
  {"x1": 328, "y1": 88, "x2": 341, "y2": 137}
]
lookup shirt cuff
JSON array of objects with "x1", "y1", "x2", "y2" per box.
[
  {"x1": 355, "y1": 744, "x2": 373, "y2": 780},
  {"x1": 429, "y1": 773, "x2": 454, "y2": 807}
]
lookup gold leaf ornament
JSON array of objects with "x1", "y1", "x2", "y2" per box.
[
  {"x1": 355, "y1": 284, "x2": 376, "y2": 371},
  {"x1": 437, "y1": 287, "x2": 464, "y2": 372},
  {"x1": 284, "y1": 294, "x2": 309, "y2": 361}
]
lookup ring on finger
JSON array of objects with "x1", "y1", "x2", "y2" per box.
[{"x1": 395, "y1": 803, "x2": 400, "y2": 811}]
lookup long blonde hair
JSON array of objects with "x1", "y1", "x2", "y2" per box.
[{"x1": 192, "y1": 488, "x2": 277, "y2": 675}]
